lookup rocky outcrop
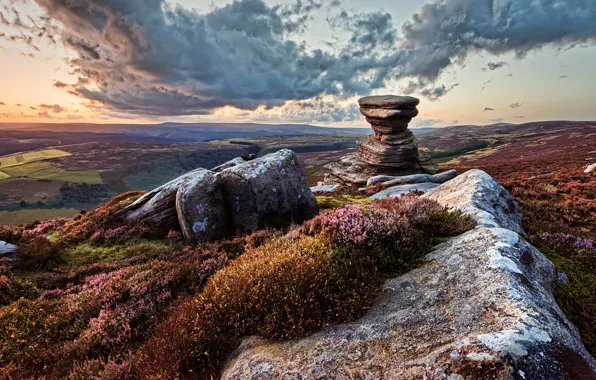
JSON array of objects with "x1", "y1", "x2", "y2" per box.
[
  {"x1": 222, "y1": 170, "x2": 596, "y2": 379},
  {"x1": 118, "y1": 169, "x2": 208, "y2": 231},
  {"x1": 218, "y1": 150, "x2": 319, "y2": 234},
  {"x1": 357, "y1": 95, "x2": 420, "y2": 169},
  {"x1": 116, "y1": 150, "x2": 318, "y2": 243},
  {"x1": 325, "y1": 95, "x2": 439, "y2": 185}
]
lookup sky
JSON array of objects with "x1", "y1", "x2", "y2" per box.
[{"x1": 0, "y1": 0, "x2": 595, "y2": 128}]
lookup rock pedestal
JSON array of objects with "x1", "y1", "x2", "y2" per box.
[
  {"x1": 357, "y1": 95, "x2": 420, "y2": 168},
  {"x1": 325, "y1": 95, "x2": 438, "y2": 185}
]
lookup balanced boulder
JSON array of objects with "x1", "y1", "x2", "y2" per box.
[{"x1": 326, "y1": 95, "x2": 440, "y2": 185}]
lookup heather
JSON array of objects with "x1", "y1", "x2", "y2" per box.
[
  {"x1": 0, "y1": 195, "x2": 472, "y2": 379},
  {"x1": 130, "y1": 196, "x2": 473, "y2": 379}
]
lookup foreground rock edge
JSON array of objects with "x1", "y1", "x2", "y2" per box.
[{"x1": 221, "y1": 169, "x2": 596, "y2": 379}]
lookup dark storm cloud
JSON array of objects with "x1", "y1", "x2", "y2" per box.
[
  {"x1": 13, "y1": 0, "x2": 596, "y2": 117},
  {"x1": 482, "y1": 62, "x2": 508, "y2": 71}
]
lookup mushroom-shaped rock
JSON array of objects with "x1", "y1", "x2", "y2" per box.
[
  {"x1": 176, "y1": 169, "x2": 227, "y2": 243},
  {"x1": 218, "y1": 149, "x2": 319, "y2": 233}
]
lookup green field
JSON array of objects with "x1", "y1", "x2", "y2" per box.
[
  {"x1": 1, "y1": 161, "x2": 102, "y2": 184},
  {"x1": 0, "y1": 148, "x2": 71, "y2": 169}
]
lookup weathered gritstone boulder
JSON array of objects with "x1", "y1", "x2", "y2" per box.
[
  {"x1": 175, "y1": 169, "x2": 227, "y2": 243},
  {"x1": 222, "y1": 170, "x2": 596, "y2": 380},
  {"x1": 117, "y1": 150, "x2": 318, "y2": 242},
  {"x1": 117, "y1": 168, "x2": 208, "y2": 231},
  {"x1": 218, "y1": 149, "x2": 318, "y2": 233},
  {"x1": 367, "y1": 169, "x2": 458, "y2": 187}
]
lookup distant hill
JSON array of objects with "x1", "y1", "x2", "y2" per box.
[
  {"x1": 0, "y1": 122, "x2": 435, "y2": 142},
  {"x1": 417, "y1": 120, "x2": 596, "y2": 164}
]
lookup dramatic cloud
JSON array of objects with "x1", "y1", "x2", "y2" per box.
[
  {"x1": 483, "y1": 107, "x2": 495, "y2": 111},
  {"x1": 509, "y1": 102, "x2": 523, "y2": 109},
  {"x1": 482, "y1": 61, "x2": 508, "y2": 71},
  {"x1": 39, "y1": 103, "x2": 66, "y2": 113},
  {"x1": 7, "y1": 0, "x2": 596, "y2": 118}
]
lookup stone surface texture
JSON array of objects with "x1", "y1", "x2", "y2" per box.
[
  {"x1": 369, "y1": 182, "x2": 440, "y2": 200},
  {"x1": 326, "y1": 95, "x2": 439, "y2": 185},
  {"x1": 119, "y1": 169, "x2": 206, "y2": 231},
  {"x1": 310, "y1": 184, "x2": 339, "y2": 193},
  {"x1": 117, "y1": 150, "x2": 318, "y2": 242},
  {"x1": 0, "y1": 240, "x2": 17, "y2": 255},
  {"x1": 218, "y1": 149, "x2": 319, "y2": 233},
  {"x1": 222, "y1": 169, "x2": 596, "y2": 380},
  {"x1": 175, "y1": 169, "x2": 227, "y2": 243},
  {"x1": 367, "y1": 169, "x2": 458, "y2": 187}
]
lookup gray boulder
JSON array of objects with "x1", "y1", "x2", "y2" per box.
[
  {"x1": 0, "y1": 241, "x2": 17, "y2": 255},
  {"x1": 367, "y1": 169, "x2": 457, "y2": 187},
  {"x1": 369, "y1": 182, "x2": 439, "y2": 200},
  {"x1": 222, "y1": 170, "x2": 596, "y2": 380},
  {"x1": 176, "y1": 169, "x2": 227, "y2": 243},
  {"x1": 116, "y1": 149, "x2": 317, "y2": 242},
  {"x1": 218, "y1": 149, "x2": 318, "y2": 233},
  {"x1": 212, "y1": 157, "x2": 247, "y2": 173},
  {"x1": 310, "y1": 184, "x2": 339, "y2": 193},
  {"x1": 422, "y1": 169, "x2": 522, "y2": 233},
  {"x1": 115, "y1": 169, "x2": 207, "y2": 231}
]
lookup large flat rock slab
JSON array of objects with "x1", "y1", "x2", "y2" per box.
[{"x1": 222, "y1": 170, "x2": 596, "y2": 379}]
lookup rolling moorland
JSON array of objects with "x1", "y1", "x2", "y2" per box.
[
  {"x1": 0, "y1": 120, "x2": 594, "y2": 377},
  {"x1": 0, "y1": 122, "x2": 400, "y2": 225}
]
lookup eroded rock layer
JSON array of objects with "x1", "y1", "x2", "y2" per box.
[{"x1": 326, "y1": 95, "x2": 439, "y2": 185}]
